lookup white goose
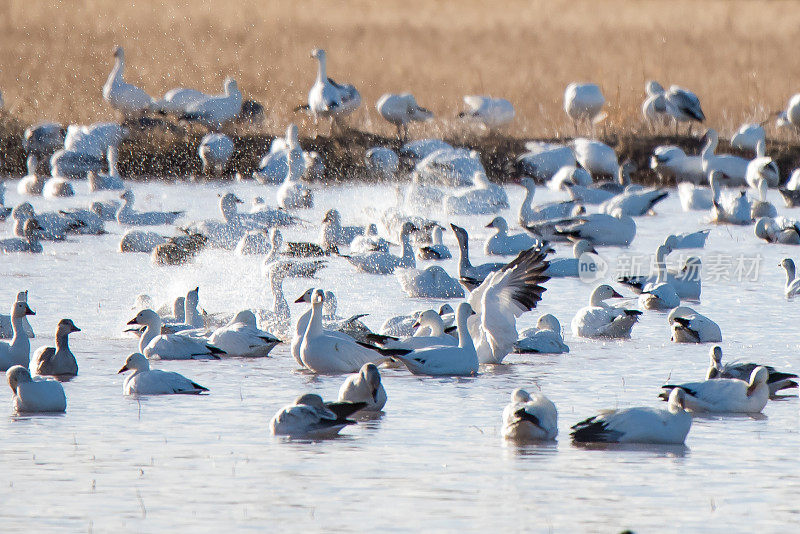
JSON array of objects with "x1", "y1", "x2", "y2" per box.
[
  {"x1": 572, "y1": 284, "x2": 641, "y2": 339},
  {"x1": 571, "y1": 138, "x2": 618, "y2": 176},
  {"x1": 659, "y1": 366, "x2": 769, "y2": 413},
  {"x1": 0, "y1": 291, "x2": 34, "y2": 340},
  {"x1": 571, "y1": 389, "x2": 691, "y2": 444},
  {"x1": 639, "y1": 244, "x2": 681, "y2": 310},
  {"x1": 650, "y1": 145, "x2": 704, "y2": 184},
  {"x1": 484, "y1": 216, "x2": 539, "y2": 256},
  {"x1": 468, "y1": 246, "x2": 551, "y2": 364},
  {"x1": 755, "y1": 217, "x2": 800, "y2": 245},
  {"x1": 43, "y1": 177, "x2": 75, "y2": 198},
  {"x1": 617, "y1": 252, "x2": 701, "y2": 300},
  {"x1": 127, "y1": 309, "x2": 224, "y2": 360},
  {"x1": 391, "y1": 302, "x2": 479, "y2": 376},
  {"x1": 709, "y1": 172, "x2": 751, "y2": 225},
  {"x1": 416, "y1": 225, "x2": 451, "y2": 260},
  {"x1": 750, "y1": 178, "x2": 777, "y2": 219},
  {"x1": 677, "y1": 181, "x2": 713, "y2": 211},
  {"x1": 554, "y1": 210, "x2": 637, "y2": 247},
  {"x1": 563, "y1": 83, "x2": 606, "y2": 134},
  {"x1": 17, "y1": 155, "x2": 46, "y2": 196},
  {"x1": 458, "y1": 96, "x2": 514, "y2": 131},
  {"x1": 599, "y1": 186, "x2": 668, "y2": 217},
  {"x1": 277, "y1": 150, "x2": 313, "y2": 210},
  {"x1": 745, "y1": 140, "x2": 779, "y2": 189},
  {"x1": 253, "y1": 124, "x2": 306, "y2": 185},
  {"x1": 338, "y1": 363, "x2": 387, "y2": 411},
  {"x1": 365, "y1": 147, "x2": 400, "y2": 180},
  {"x1": 154, "y1": 85, "x2": 212, "y2": 114},
  {"x1": 700, "y1": 129, "x2": 748, "y2": 187},
  {"x1": 31, "y1": 319, "x2": 80, "y2": 377},
  {"x1": 444, "y1": 172, "x2": 510, "y2": 215},
  {"x1": 185, "y1": 193, "x2": 248, "y2": 249},
  {"x1": 88, "y1": 146, "x2": 125, "y2": 191},
  {"x1": 513, "y1": 314, "x2": 569, "y2": 354},
  {"x1": 544, "y1": 240, "x2": 598, "y2": 278},
  {"x1": 414, "y1": 147, "x2": 485, "y2": 186},
  {"x1": 343, "y1": 221, "x2": 416, "y2": 274},
  {"x1": 0, "y1": 300, "x2": 36, "y2": 371},
  {"x1": 450, "y1": 223, "x2": 504, "y2": 289},
  {"x1": 668, "y1": 306, "x2": 721, "y2": 343},
  {"x1": 263, "y1": 230, "x2": 326, "y2": 278},
  {"x1": 102, "y1": 46, "x2": 153, "y2": 118},
  {"x1": 117, "y1": 190, "x2": 184, "y2": 226},
  {"x1": 119, "y1": 230, "x2": 166, "y2": 253},
  {"x1": 208, "y1": 310, "x2": 280, "y2": 358},
  {"x1": 319, "y1": 209, "x2": 364, "y2": 251},
  {"x1": 731, "y1": 123, "x2": 766, "y2": 154},
  {"x1": 547, "y1": 165, "x2": 593, "y2": 191},
  {"x1": 199, "y1": 133, "x2": 234, "y2": 177},
  {"x1": 181, "y1": 77, "x2": 242, "y2": 128},
  {"x1": 396, "y1": 265, "x2": 464, "y2": 299},
  {"x1": 7, "y1": 365, "x2": 66, "y2": 413},
  {"x1": 776, "y1": 94, "x2": 800, "y2": 130},
  {"x1": 380, "y1": 309, "x2": 458, "y2": 351},
  {"x1": 376, "y1": 93, "x2": 433, "y2": 140},
  {"x1": 118, "y1": 353, "x2": 208, "y2": 395},
  {"x1": 779, "y1": 258, "x2": 800, "y2": 298},
  {"x1": 270, "y1": 393, "x2": 365, "y2": 438},
  {"x1": 501, "y1": 389, "x2": 558, "y2": 441},
  {"x1": 706, "y1": 346, "x2": 798, "y2": 395},
  {"x1": 519, "y1": 177, "x2": 581, "y2": 223},
  {"x1": 665, "y1": 85, "x2": 705, "y2": 132},
  {"x1": 307, "y1": 48, "x2": 361, "y2": 130},
  {"x1": 514, "y1": 142, "x2": 577, "y2": 182},
  {"x1": 641, "y1": 81, "x2": 669, "y2": 128}
]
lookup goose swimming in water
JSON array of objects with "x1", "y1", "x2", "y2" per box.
[
  {"x1": 7, "y1": 365, "x2": 66, "y2": 413},
  {"x1": 554, "y1": 209, "x2": 637, "y2": 247},
  {"x1": 779, "y1": 258, "x2": 800, "y2": 298},
  {"x1": 519, "y1": 177, "x2": 581, "y2": 224},
  {"x1": 501, "y1": 388, "x2": 558, "y2": 441},
  {"x1": 396, "y1": 265, "x2": 464, "y2": 299},
  {"x1": 484, "y1": 216, "x2": 539, "y2": 256},
  {"x1": 416, "y1": 225, "x2": 451, "y2": 260},
  {"x1": 118, "y1": 353, "x2": 208, "y2": 395},
  {"x1": 0, "y1": 300, "x2": 36, "y2": 371},
  {"x1": 31, "y1": 319, "x2": 80, "y2": 377},
  {"x1": 571, "y1": 284, "x2": 641, "y2": 339},
  {"x1": 639, "y1": 244, "x2": 681, "y2": 310},
  {"x1": 705, "y1": 346, "x2": 797, "y2": 395},
  {"x1": 102, "y1": 46, "x2": 154, "y2": 118},
  {"x1": 0, "y1": 292, "x2": 34, "y2": 340},
  {"x1": 450, "y1": 223, "x2": 504, "y2": 289},
  {"x1": 208, "y1": 310, "x2": 281, "y2": 358},
  {"x1": 127, "y1": 309, "x2": 224, "y2": 360},
  {"x1": 571, "y1": 138, "x2": 618, "y2": 177},
  {"x1": 42, "y1": 177, "x2": 75, "y2": 198},
  {"x1": 513, "y1": 314, "x2": 569, "y2": 354},
  {"x1": 659, "y1": 366, "x2": 769, "y2": 414},
  {"x1": 117, "y1": 190, "x2": 184, "y2": 226},
  {"x1": 270, "y1": 393, "x2": 365, "y2": 438},
  {"x1": 668, "y1": 307, "x2": 721, "y2": 343},
  {"x1": 319, "y1": 209, "x2": 364, "y2": 251},
  {"x1": 342, "y1": 222, "x2": 416, "y2": 275},
  {"x1": 650, "y1": 145, "x2": 704, "y2": 185},
  {"x1": 338, "y1": 363, "x2": 387, "y2": 412},
  {"x1": 543, "y1": 240, "x2": 598, "y2": 278},
  {"x1": 444, "y1": 172, "x2": 509, "y2": 215},
  {"x1": 571, "y1": 389, "x2": 691, "y2": 444},
  {"x1": 755, "y1": 217, "x2": 800, "y2": 245}
]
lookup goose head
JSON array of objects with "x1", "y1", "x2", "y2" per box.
[
  {"x1": 113, "y1": 46, "x2": 124, "y2": 61},
  {"x1": 667, "y1": 388, "x2": 687, "y2": 413},
  {"x1": 118, "y1": 352, "x2": 150, "y2": 374},
  {"x1": 56, "y1": 318, "x2": 81, "y2": 337},
  {"x1": 746, "y1": 366, "x2": 769, "y2": 396},
  {"x1": 439, "y1": 303, "x2": 454, "y2": 317},
  {"x1": 295, "y1": 393, "x2": 331, "y2": 415},
  {"x1": 224, "y1": 77, "x2": 240, "y2": 96},
  {"x1": 589, "y1": 284, "x2": 624, "y2": 306},
  {"x1": 779, "y1": 257, "x2": 796, "y2": 281},
  {"x1": 360, "y1": 363, "x2": 382, "y2": 402},
  {"x1": 645, "y1": 80, "x2": 665, "y2": 96},
  {"x1": 573, "y1": 239, "x2": 596, "y2": 258},
  {"x1": 231, "y1": 309, "x2": 257, "y2": 328},
  {"x1": 120, "y1": 189, "x2": 135, "y2": 203},
  {"x1": 10, "y1": 299, "x2": 35, "y2": 319},
  {"x1": 127, "y1": 308, "x2": 161, "y2": 329},
  {"x1": 294, "y1": 287, "x2": 315, "y2": 304},
  {"x1": 450, "y1": 223, "x2": 469, "y2": 249},
  {"x1": 310, "y1": 48, "x2": 326, "y2": 61},
  {"x1": 413, "y1": 309, "x2": 442, "y2": 330},
  {"x1": 486, "y1": 216, "x2": 508, "y2": 232},
  {"x1": 536, "y1": 314, "x2": 561, "y2": 332},
  {"x1": 511, "y1": 388, "x2": 532, "y2": 403},
  {"x1": 311, "y1": 288, "x2": 325, "y2": 310},
  {"x1": 667, "y1": 306, "x2": 696, "y2": 325},
  {"x1": 12, "y1": 202, "x2": 35, "y2": 220},
  {"x1": 23, "y1": 218, "x2": 43, "y2": 237},
  {"x1": 400, "y1": 221, "x2": 418, "y2": 238},
  {"x1": 709, "y1": 345, "x2": 723, "y2": 367},
  {"x1": 322, "y1": 209, "x2": 341, "y2": 225},
  {"x1": 7, "y1": 365, "x2": 33, "y2": 393}
]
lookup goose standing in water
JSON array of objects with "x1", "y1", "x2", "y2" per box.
[
  {"x1": 342, "y1": 222, "x2": 417, "y2": 274},
  {"x1": 102, "y1": 46, "x2": 154, "y2": 118},
  {"x1": 199, "y1": 133, "x2": 234, "y2": 177},
  {"x1": 0, "y1": 292, "x2": 34, "y2": 340},
  {"x1": 571, "y1": 389, "x2": 691, "y2": 444},
  {"x1": 270, "y1": 393, "x2": 365, "y2": 438},
  {"x1": 705, "y1": 346, "x2": 798, "y2": 395},
  {"x1": 572, "y1": 284, "x2": 641, "y2": 339},
  {"x1": 306, "y1": 48, "x2": 361, "y2": 132},
  {"x1": 484, "y1": 216, "x2": 539, "y2": 256},
  {"x1": 416, "y1": 225, "x2": 451, "y2": 260},
  {"x1": 563, "y1": 83, "x2": 606, "y2": 135},
  {"x1": 208, "y1": 310, "x2": 281, "y2": 358},
  {"x1": 181, "y1": 77, "x2": 242, "y2": 129},
  {"x1": 376, "y1": 93, "x2": 433, "y2": 140},
  {"x1": 668, "y1": 307, "x2": 721, "y2": 343},
  {"x1": 117, "y1": 190, "x2": 184, "y2": 226},
  {"x1": 659, "y1": 366, "x2": 769, "y2": 414},
  {"x1": 501, "y1": 389, "x2": 558, "y2": 441},
  {"x1": 0, "y1": 300, "x2": 36, "y2": 371},
  {"x1": 127, "y1": 309, "x2": 225, "y2": 360},
  {"x1": 450, "y1": 223, "x2": 504, "y2": 289},
  {"x1": 17, "y1": 155, "x2": 46, "y2": 196},
  {"x1": 118, "y1": 353, "x2": 208, "y2": 395},
  {"x1": 338, "y1": 363, "x2": 387, "y2": 412},
  {"x1": 7, "y1": 365, "x2": 66, "y2": 413},
  {"x1": 779, "y1": 258, "x2": 800, "y2": 298},
  {"x1": 458, "y1": 96, "x2": 515, "y2": 132},
  {"x1": 31, "y1": 319, "x2": 80, "y2": 377},
  {"x1": 514, "y1": 314, "x2": 569, "y2": 354}
]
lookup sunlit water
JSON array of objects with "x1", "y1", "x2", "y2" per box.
[{"x1": 1, "y1": 178, "x2": 799, "y2": 532}]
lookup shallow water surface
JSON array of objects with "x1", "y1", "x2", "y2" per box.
[{"x1": 1, "y1": 180, "x2": 798, "y2": 532}]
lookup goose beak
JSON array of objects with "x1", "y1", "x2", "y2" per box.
[
  {"x1": 117, "y1": 365, "x2": 128, "y2": 374},
  {"x1": 71, "y1": 325, "x2": 81, "y2": 333},
  {"x1": 611, "y1": 290, "x2": 624, "y2": 298},
  {"x1": 412, "y1": 320, "x2": 421, "y2": 329},
  {"x1": 126, "y1": 318, "x2": 139, "y2": 325},
  {"x1": 294, "y1": 296, "x2": 307, "y2": 303},
  {"x1": 485, "y1": 221, "x2": 494, "y2": 228},
  {"x1": 24, "y1": 304, "x2": 35, "y2": 316}
]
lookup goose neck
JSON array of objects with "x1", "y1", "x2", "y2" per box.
[{"x1": 456, "y1": 308, "x2": 475, "y2": 351}]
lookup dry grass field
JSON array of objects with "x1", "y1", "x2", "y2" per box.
[{"x1": 2, "y1": 0, "x2": 800, "y2": 140}]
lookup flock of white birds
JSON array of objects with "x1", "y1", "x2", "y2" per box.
[{"x1": 2, "y1": 45, "x2": 800, "y2": 444}]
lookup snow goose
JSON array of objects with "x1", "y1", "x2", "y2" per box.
[
  {"x1": 338, "y1": 363, "x2": 387, "y2": 411},
  {"x1": 776, "y1": 94, "x2": 800, "y2": 131},
  {"x1": 91, "y1": 200, "x2": 121, "y2": 221},
  {"x1": 650, "y1": 145, "x2": 704, "y2": 184},
  {"x1": 639, "y1": 244, "x2": 680, "y2": 310},
  {"x1": 88, "y1": 146, "x2": 125, "y2": 191},
  {"x1": 319, "y1": 209, "x2": 364, "y2": 251},
  {"x1": 751, "y1": 178, "x2": 777, "y2": 219},
  {"x1": 416, "y1": 225, "x2": 451, "y2": 260},
  {"x1": 518, "y1": 177, "x2": 581, "y2": 224},
  {"x1": 378, "y1": 310, "x2": 458, "y2": 351},
  {"x1": 745, "y1": 140, "x2": 779, "y2": 189},
  {"x1": 365, "y1": 147, "x2": 400, "y2": 179},
  {"x1": 700, "y1": 129, "x2": 748, "y2": 187},
  {"x1": 12, "y1": 203, "x2": 78, "y2": 241},
  {"x1": 307, "y1": 48, "x2": 361, "y2": 131},
  {"x1": 102, "y1": 46, "x2": 153, "y2": 118},
  {"x1": 245, "y1": 197, "x2": 301, "y2": 227},
  {"x1": 709, "y1": 172, "x2": 751, "y2": 225},
  {"x1": 665, "y1": 231, "x2": 707, "y2": 252},
  {"x1": 544, "y1": 240, "x2": 598, "y2": 277},
  {"x1": 181, "y1": 77, "x2": 242, "y2": 129},
  {"x1": 51, "y1": 124, "x2": 125, "y2": 179},
  {"x1": 677, "y1": 182, "x2": 713, "y2": 211},
  {"x1": 380, "y1": 304, "x2": 453, "y2": 339},
  {"x1": 348, "y1": 224, "x2": 389, "y2": 254},
  {"x1": 7, "y1": 365, "x2": 66, "y2": 413},
  {"x1": 572, "y1": 388, "x2": 691, "y2": 444},
  {"x1": 42, "y1": 176, "x2": 75, "y2": 198},
  {"x1": 401, "y1": 139, "x2": 453, "y2": 161},
  {"x1": 390, "y1": 302, "x2": 479, "y2": 376},
  {"x1": 154, "y1": 84, "x2": 213, "y2": 114},
  {"x1": 118, "y1": 353, "x2": 208, "y2": 395},
  {"x1": 0, "y1": 292, "x2": 34, "y2": 340},
  {"x1": 117, "y1": 190, "x2": 184, "y2": 226},
  {"x1": 23, "y1": 122, "x2": 66, "y2": 163},
  {"x1": 208, "y1": 310, "x2": 280, "y2": 357},
  {"x1": 484, "y1": 216, "x2": 539, "y2": 256},
  {"x1": 256, "y1": 265, "x2": 294, "y2": 336},
  {"x1": 564, "y1": 83, "x2": 606, "y2": 134},
  {"x1": 665, "y1": 85, "x2": 705, "y2": 133},
  {"x1": 445, "y1": 170, "x2": 509, "y2": 214},
  {"x1": 253, "y1": 124, "x2": 306, "y2": 185},
  {"x1": 127, "y1": 309, "x2": 224, "y2": 360},
  {"x1": 270, "y1": 393, "x2": 365, "y2": 438},
  {"x1": 618, "y1": 254, "x2": 701, "y2": 300},
  {"x1": 199, "y1": 133, "x2": 234, "y2": 177},
  {"x1": 31, "y1": 319, "x2": 80, "y2": 377},
  {"x1": 571, "y1": 138, "x2": 618, "y2": 177},
  {"x1": 547, "y1": 165, "x2": 593, "y2": 191},
  {"x1": 450, "y1": 223, "x2": 505, "y2": 289},
  {"x1": 468, "y1": 245, "x2": 551, "y2": 364},
  {"x1": 300, "y1": 291, "x2": 405, "y2": 374},
  {"x1": 706, "y1": 346, "x2": 797, "y2": 395},
  {"x1": 396, "y1": 265, "x2": 464, "y2": 299},
  {"x1": 513, "y1": 314, "x2": 569, "y2": 354},
  {"x1": 659, "y1": 366, "x2": 769, "y2": 414},
  {"x1": 277, "y1": 150, "x2": 313, "y2": 210},
  {"x1": 234, "y1": 229, "x2": 271, "y2": 255},
  {"x1": 755, "y1": 217, "x2": 800, "y2": 244},
  {"x1": 17, "y1": 155, "x2": 46, "y2": 196},
  {"x1": 0, "y1": 301, "x2": 36, "y2": 370},
  {"x1": 779, "y1": 258, "x2": 800, "y2": 298},
  {"x1": 1, "y1": 219, "x2": 43, "y2": 254},
  {"x1": 554, "y1": 209, "x2": 636, "y2": 247},
  {"x1": 458, "y1": 96, "x2": 514, "y2": 131},
  {"x1": 376, "y1": 93, "x2": 433, "y2": 140},
  {"x1": 571, "y1": 284, "x2": 641, "y2": 339},
  {"x1": 641, "y1": 81, "x2": 669, "y2": 128},
  {"x1": 731, "y1": 123, "x2": 766, "y2": 154},
  {"x1": 342, "y1": 221, "x2": 416, "y2": 274},
  {"x1": 501, "y1": 388, "x2": 558, "y2": 441},
  {"x1": 414, "y1": 147, "x2": 485, "y2": 186},
  {"x1": 599, "y1": 186, "x2": 668, "y2": 217},
  {"x1": 513, "y1": 142, "x2": 576, "y2": 182},
  {"x1": 263, "y1": 230, "x2": 326, "y2": 277},
  {"x1": 668, "y1": 307, "x2": 721, "y2": 343}
]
